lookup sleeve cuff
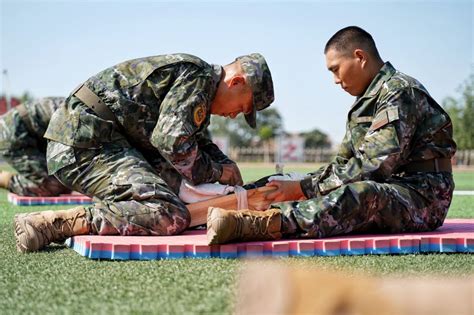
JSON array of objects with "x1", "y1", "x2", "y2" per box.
[
  {"x1": 210, "y1": 161, "x2": 223, "y2": 182},
  {"x1": 300, "y1": 177, "x2": 318, "y2": 199}
]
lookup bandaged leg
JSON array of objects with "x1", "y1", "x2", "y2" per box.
[
  {"x1": 186, "y1": 186, "x2": 275, "y2": 227},
  {"x1": 180, "y1": 172, "x2": 308, "y2": 227}
]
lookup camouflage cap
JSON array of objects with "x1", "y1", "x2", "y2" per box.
[{"x1": 236, "y1": 53, "x2": 274, "y2": 128}]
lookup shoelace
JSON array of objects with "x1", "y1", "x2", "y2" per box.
[
  {"x1": 35, "y1": 219, "x2": 55, "y2": 244},
  {"x1": 249, "y1": 214, "x2": 269, "y2": 235},
  {"x1": 33, "y1": 211, "x2": 83, "y2": 244},
  {"x1": 235, "y1": 212, "x2": 270, "y2": 237}
]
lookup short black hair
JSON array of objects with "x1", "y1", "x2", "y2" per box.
[{"x1": 325, "y1": 26, "x2": 381, "y2": 59}]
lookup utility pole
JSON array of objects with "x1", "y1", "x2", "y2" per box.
[
  {"x1": 2, "y1": 69, "x2": 11, "y2": 111},
  {"x1": 274, "y1": 127, "x2": 284, "y2": 174}
]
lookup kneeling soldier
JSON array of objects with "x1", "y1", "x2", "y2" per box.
[{"x1": 15, "y1": 53, "x2": 274, "y2": 252}]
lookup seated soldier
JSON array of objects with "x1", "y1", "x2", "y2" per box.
[
  {"x1": 14, "y1": 53, "x2": 274, "y2": 253},
  {"x1": 0, "y1": 97, "x2": 71, "y2": 196},
  {"x1": 207, "y1": 26, "x2": 456, "y2": 244}
]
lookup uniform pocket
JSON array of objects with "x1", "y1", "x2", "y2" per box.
[
  {"x1": 360, "y1": 124, "x2": 401, "y2": 157},
  {"x1": 46, "y1": 141, "x2": 77, "y2": 175},
  {"x1": 73, "y1": 111, "x2": 116, "y2": 147}
]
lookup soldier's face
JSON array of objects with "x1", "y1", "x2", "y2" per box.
[
  {"x1": 214, "y1": 96, "x2": 253, "y2": 119},
  {"x1": 325, "y1": 48, "x2": 367, "y2": 97},
  {"x1": 211, "y1": 76, "x2": 253, "y2": 118}
]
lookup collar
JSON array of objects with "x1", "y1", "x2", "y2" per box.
[
  {"x1": 351, "y1": 62, "x2": 396, "y2": 108},
  {"x1": 209, "y1": 64, "x2": 223, "y2": 102},
  {"x1": 201, "y1": 64, "x2": 223, "y2": 128}
]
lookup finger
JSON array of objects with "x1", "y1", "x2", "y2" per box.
[
  {"x1": 266, "y1": 190, "x2": 283, "y2": 200},
  {"x1": 235, "y1": 172, "x2": 243, "y2": 185},
  {"x1": 233, "y1": 174, "x2": 243, "y2": 186},
  {"x1": 254, "y1": 202, "x2": 271, "y2": 211},
  {"x1": 266, "y1": 181, "x2": 281, "y2": 188}
]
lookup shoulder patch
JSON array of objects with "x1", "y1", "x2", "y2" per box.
[
  {"x1": 193, "y1": 103, "x2": 206, "y2": 127},
  {"x1": 369, "y1": 107, "x2": 399, "y2": 132}
]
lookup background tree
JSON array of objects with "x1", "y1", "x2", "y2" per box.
[
  {"x1": 442, "y1": 73, "x2": 474, "y2": 151},
  {"x1": 20, "y1": 91, "x2": 34, "y2": 103},
  {"x1": 302, "y1": 128, "x2": 331, "y2": 149},
  {"x1": 443, "y1": 73, "x2": 474, "y2": 165},
  {"x1": 209, "y1": 107, "x2": 283, "y2": 147}
]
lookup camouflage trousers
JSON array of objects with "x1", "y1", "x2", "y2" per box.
[
  {"x1": 0, "y1": 108, "x2": 70, "y2": 196},
  {"x1": 275, "y1": 174, "x2": 454, "y2": 238},
  {"x1": 47, "y1": 140, "x2": 190, "y2": 236}
]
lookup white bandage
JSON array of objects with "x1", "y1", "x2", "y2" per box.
[
  {"x1": 267, "y1": 172, "x2": 308, "y2": 182},
  {"x1": 178, "y1": 180, "x2": 249, "y2": 209},
  {"x1": 179, "y1": 181, "x2": 235, "y2": 203},
  {"x1": 234, "y1": 186, "x2": 248, "y2": 210}
]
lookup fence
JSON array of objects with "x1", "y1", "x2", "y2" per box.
[
  {"x1": 228, "y1": 147, "x2": 335, "y2": 163},
  {"x1": 454, "y1": 150, "x2": 474, "y2": 166},
  {"x1": 228, "y1": 147, "x2": 474, "y2": 166}
]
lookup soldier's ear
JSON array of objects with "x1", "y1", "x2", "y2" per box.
[
  {"x1": 230, "y1": 76, "x2": 246, "y2": 87},
  {"x1": 354, "y1": 49, "x2": 368, "y2": 67}
]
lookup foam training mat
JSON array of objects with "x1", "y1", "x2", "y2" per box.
[
  {"x1": 8, "y1": 193, "x2": 92, "y2": 206},
  {"x1": 66, "y1": 219, "x2": 474, "y2": 260}
]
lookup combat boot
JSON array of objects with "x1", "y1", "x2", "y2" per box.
[
  {"x1": 207, "y1": 207, "x2": 282, "y2": 245},
  {"x1": 0, "y1": 171, "x2": 14, "y2": 189},
  {"x1": 14, "y1": 206, "x2": 90, "y2": 253}
]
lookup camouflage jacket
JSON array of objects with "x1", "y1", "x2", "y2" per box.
[
  {"x1": 44, "y1": 54, "x2": 233, "y2": 185},
  {"x1": 22, "y1": 97, "x2": 65, "y2": 136},
  {"x1": 0, "y1": 97, "x2": 65, "y2": 150},
  {"x1": 301, "y1": 62, "x2": 456, "y2": 198}
]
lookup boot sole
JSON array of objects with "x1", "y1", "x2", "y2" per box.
[
  {"x1": 207, "y1": 207, "x2": 234, "y2": 245},
  {"x1": 207, "y1": 207, "x2": 220, "y2": 245},
  {"x1": 14, "y1": 214, "x2": 32, "y2": 253}
]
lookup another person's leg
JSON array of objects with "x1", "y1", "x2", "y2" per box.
[
  {"x1": 276, "y1": 180, "x2": 451, "y2": 238},
  {"x1": 14, "y1": 141, "x2": 190, "y2": 252},
  {"x1": 2, "y1": 145, "x2": 71, "y2": 196},
  {"x1": 208, "y1": 179, "x2": 452, "y2": 244}
]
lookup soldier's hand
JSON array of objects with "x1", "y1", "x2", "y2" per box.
[
  {"x1": 265, "y1": 180, "x2": 306, "y2": 203},
  {"x1": 219, "y1": 163, "x2": 244, "y2": 186}
]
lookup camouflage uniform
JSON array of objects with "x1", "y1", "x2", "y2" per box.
[
  {"x1": 275, "y1": 62, "x2": 456, "y2": 238},
  {"x1": 44, "y1": 54, "x2": 236, "y2": 236},
  {"x1": 0, "y1": 97, "x2": 71, "y2": 196}
]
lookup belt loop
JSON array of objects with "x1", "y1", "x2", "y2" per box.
[
  {"x1": 434, "y1": 159, "x2": 439, "y2": 172},
  {"x1": 73, "y1": 83, "x2": 117, "y2": 122},
  {"x1": 71, "y1": 83, "x2": 84, "y2": 97}
]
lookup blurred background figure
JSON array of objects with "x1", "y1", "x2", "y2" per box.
[
  {"x1": 236, "y1": 261, "x2": 474, "y2": 315},
  {"x1": 0, "y1": 97, "x2": 71, "y2": 196}
]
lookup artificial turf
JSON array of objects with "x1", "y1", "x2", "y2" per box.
[
  {"x1": 452, "y1": 169, "x2": 474, "y2": 190},
  {"x1": 0, "y1": 165, "x2": 473, "y2": 314}
]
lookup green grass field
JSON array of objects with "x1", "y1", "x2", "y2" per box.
[{"x1": 1, "y1": 165, "x2": 473, "y2": 314}]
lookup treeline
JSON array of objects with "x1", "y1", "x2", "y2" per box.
[
  {"x1": 209, "y1": 108, "x2": 331, "y2": 149},
  {"x1": 443, "y1": 73, "x2": 474, "y2": 151}
]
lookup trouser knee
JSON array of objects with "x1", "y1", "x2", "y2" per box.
[{"x1": 90, "y1": 197, "x2": 190, "y2": 236}]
